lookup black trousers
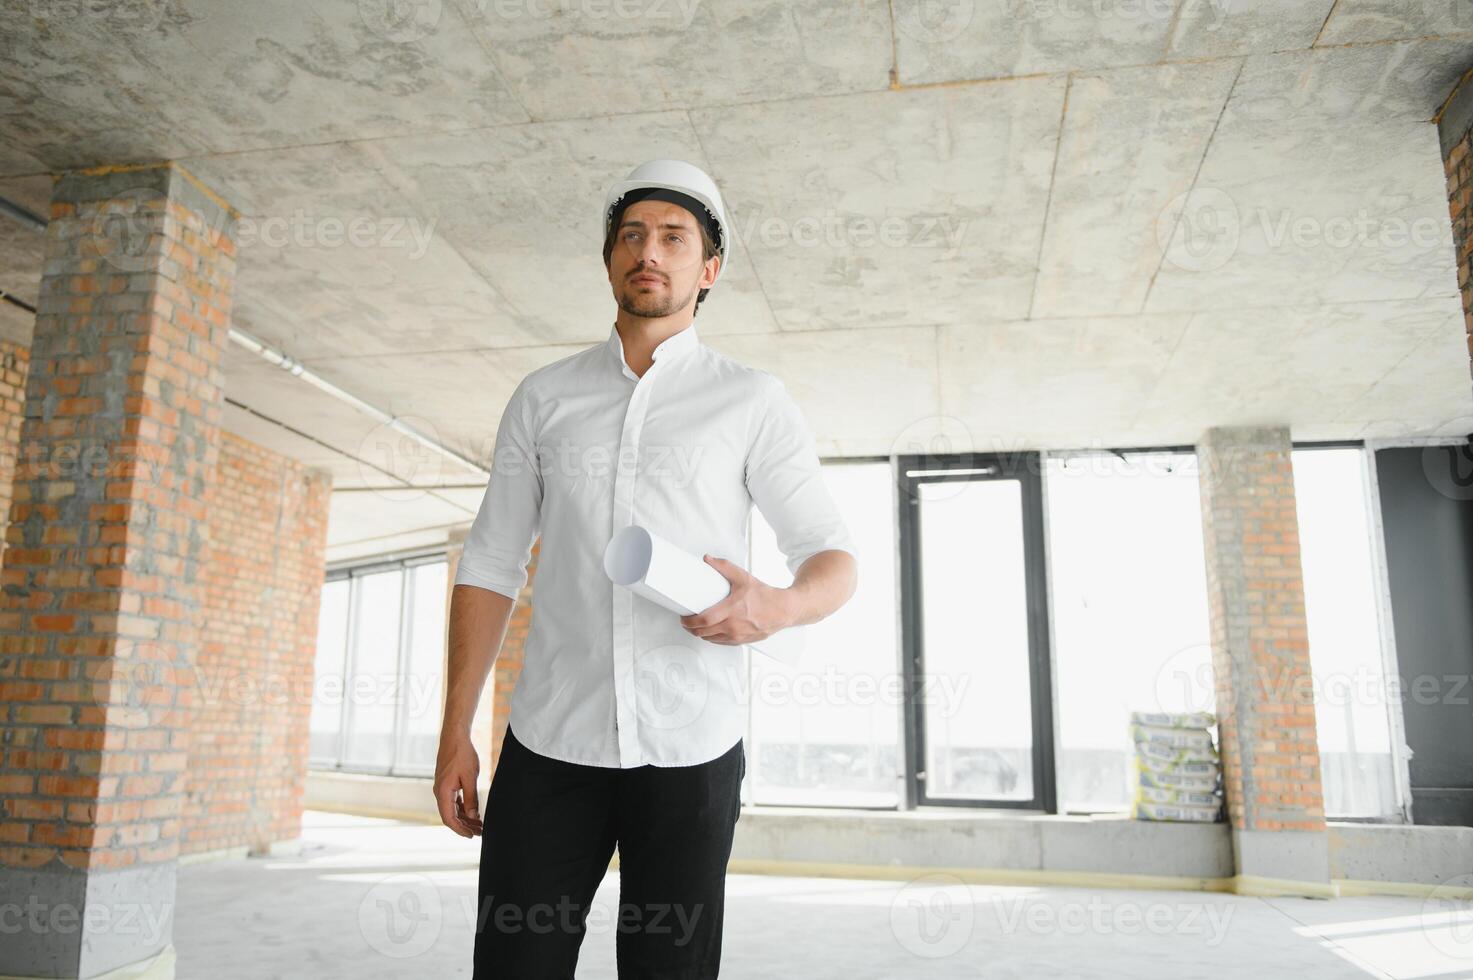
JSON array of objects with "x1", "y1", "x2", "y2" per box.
[{"x1": 473, "y1": 724, "x2": 745, "y2": 979}]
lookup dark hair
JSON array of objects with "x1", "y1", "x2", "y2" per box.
[{"x1": 603, "y1": 211, "x2": 721, "y2": 316}]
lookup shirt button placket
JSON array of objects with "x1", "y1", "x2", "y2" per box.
[{"x1": 611, "y1": 354, "x2": 664, "y2": 767}]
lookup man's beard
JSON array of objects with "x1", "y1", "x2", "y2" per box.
[{"x1": 617, "y1": 278, "x2": 696, "y2": 319}]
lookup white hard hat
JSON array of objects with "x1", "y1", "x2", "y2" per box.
[{"x1": 603, "y1": 159, "x2": 732, "y2": 284}]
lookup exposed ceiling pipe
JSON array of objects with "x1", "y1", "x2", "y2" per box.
[
  {"x1": 0, "y1": 196, "x2": 46, "y2": 234},
  {"x1": 0, "y1": 287, "x2": 36, "y2": 314},
  {"x1": 1, "y1": 197, "x2": 45, "y2": 315},
  {"x1": 228, "y1": 327, "x2": 490, "y2": 481}
]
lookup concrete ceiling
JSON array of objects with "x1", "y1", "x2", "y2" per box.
[{"x1": 1, "y1": 0, "x2": 1472, "y2": 561}]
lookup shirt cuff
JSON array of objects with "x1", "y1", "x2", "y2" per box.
[{"x1": 453, "y1": 560, "x2": 523, "y2": 603}]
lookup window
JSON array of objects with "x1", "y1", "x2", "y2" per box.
[
  {"x1": 312, "y1": 444, "x2": 1405, "y2": 816},
  {"x1": 308, "y1": 578, "x2": 350, "y2": 766},
  {"x1": 1291, "y1": 446, "x2": 1399, "y2": 819},
  {"x1": 399, "y1": 561, "x2": 450, "y2": 773},
  {"x1": 746, "y1": 460, "x2": 901, "y2": 807},
  {"x1": 310, "y1": 555, "x2": 449, "y2": 777},
  {"x1": 1044, "y1": 451, "x2": 1215, "y2": 814}
]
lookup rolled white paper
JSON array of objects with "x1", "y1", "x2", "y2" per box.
[{"x1": 602, "y1": 524, "x2": 807, "y2": 667}]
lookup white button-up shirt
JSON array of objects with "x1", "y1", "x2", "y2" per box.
[{"x1": 454, "y1": 320, "x2": 856, "y2": 768}]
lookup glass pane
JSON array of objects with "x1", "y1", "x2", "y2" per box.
[
  {"x1": 397, "y1": 561, "x2": 449, "y2": 775},
  {"x1": 1292, "y1": 447, "x2": 1397, "y2": 818},
  {"x1": 343, "y1": 569, "x2": 405, "y2": 771},
  {"x1": 918, "y1": 478, "x2": 1032, "y2": 800},
  {"x1": 748, "y1": 462, "x2": 900, "y2": 807},
  {"x1": 1045, "y1": 453, "x2": 1215, "y2": 814},
  {"x1": 309, "y1": 578, "x2": 351, "y2": 767}
]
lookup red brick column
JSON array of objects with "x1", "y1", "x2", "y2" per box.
[
  {"x1": 0, "y1": 163, "x2": 236, "y2": 978},
  {"x1": 0, "y1": 339, "x2": 30, "y2": 568},
  {"x1": 1196, "y1": 426, "x2": 1331, "y2": 896},
  {"x1": 1438, "y1": 69, "x2": 1473, "y2": 386}
]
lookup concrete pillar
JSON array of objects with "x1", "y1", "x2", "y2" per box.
[
  {"x1": 0, "y1": 163, "x2": 236, "y2": 979},
  {"x1": 1438, "y1": 69, "x2": 1473, "y2": 387},
  {"x1": 1195, "y1": 426, "x2": 1332, "y2": 897}
]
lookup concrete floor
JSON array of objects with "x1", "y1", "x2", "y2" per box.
[{"x1": 173, "y1": 811, "x2": 1472, "y2": 979}]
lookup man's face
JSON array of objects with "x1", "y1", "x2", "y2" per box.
[{"x1": 607, "y1": 199, "x2": 719, "y2": 319}]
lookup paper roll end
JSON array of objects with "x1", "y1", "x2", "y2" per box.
[{"x1": 603, "y1": 525, "x2": 654, "y2": 585}]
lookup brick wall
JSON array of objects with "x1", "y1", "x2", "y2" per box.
[
  {"x1": 183, "y1": 431, "x2": 332, "y2": 857},
  {"x1": 1440, "y1": 71, "x2": 1473, "y2": 386},
  {"x1": 0, "y1": 165, "x2": 334, "y2": 879},
  {"x1": 1196, "y1": 427, "x2": 1325, "y2": 835},
  {"x1": 0, "y1": 339, "x2": 28, "y2": 568}
]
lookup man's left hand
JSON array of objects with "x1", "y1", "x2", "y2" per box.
[{"x1": 680, "y1": 555, "x2": 791, "y2": 645}]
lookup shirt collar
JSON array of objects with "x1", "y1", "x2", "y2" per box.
[{"x1": 606, "y1": 321, "x2": 701, "y2": 380}]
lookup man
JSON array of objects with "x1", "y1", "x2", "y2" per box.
[{"x1": 434, "y1": 159, "x2": 859, "y2": 978}]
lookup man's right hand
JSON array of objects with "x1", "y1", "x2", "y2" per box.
[{"x1": 434, "y1": 732, "x2": 483, "y2": 838}]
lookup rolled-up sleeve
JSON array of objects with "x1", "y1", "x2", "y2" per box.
[
  {"x1": 744, "y1": 374, "x2": 857, "y2": 578},
  {"x1": 453, "y1": 377, "x2": 543, "y2": 603}
]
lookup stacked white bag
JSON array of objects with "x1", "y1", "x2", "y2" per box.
[{"x1": 1128, "y1": 710, "x2": 1224, "y2": 822}]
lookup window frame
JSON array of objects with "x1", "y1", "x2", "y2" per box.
[{"x1": 896, "y1": 450, "x2": 1057, "y2": 812}]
